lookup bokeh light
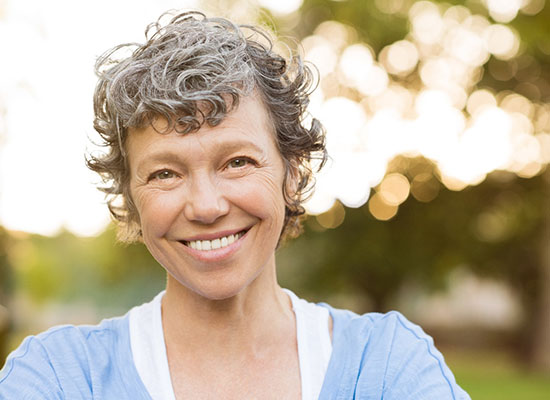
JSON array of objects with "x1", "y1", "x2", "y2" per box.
[
  {"x1": 316, "y1": 201, "x2": 345, "y2": 229},
  {"x1": 410, "y1": 172, "x2": 440, "y2": 202},
  {"x1": 368, "y1": 192, "x2": 399, "y2": 221},
  {"x1": 467, "y1": 89, "x2": 498, "y2": 116},
  {"x1": 380, "y1": 40, "x2": 419, "y2": 76},
  {"x1": 483, "y1": 0, "x2": 523, "y2": 23},
  {"x1": 378, "y1": 173, "x2": 410, "y2": 206},
  {"x1": 304, "y1": 0, "x2": 548, "y2": 218},
  {"x1": 521, "y1": 0, "x2": 546, "y2": 15},
  {"x1": 258, "y1": 0, "x2": 303, "y2": 15},
  {"x1": 484, "y1": 24, "x2": 520, "y2": 60},
  {"x1": 1, "y1": 0, "x2": 548, "y2": 233}
]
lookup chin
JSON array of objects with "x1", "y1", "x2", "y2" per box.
[
  {"x1": 194, "y1": 282, "x2": 242, "y2": 300},
  {"x1": 171, "y1": 273, "x2": 257, "y2": 302}
]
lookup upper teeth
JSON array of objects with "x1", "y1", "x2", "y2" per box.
[{"x1": 186, "y1": 232, "x2": 244, "y2": 251}]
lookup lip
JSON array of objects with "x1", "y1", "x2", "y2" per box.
[{"x1": 178, "y1": 226, "x2": 252, "y2": 263}]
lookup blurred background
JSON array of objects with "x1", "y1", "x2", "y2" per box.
[{"x1": 0, "y1": 0, "x2": 549, "y2": 398}]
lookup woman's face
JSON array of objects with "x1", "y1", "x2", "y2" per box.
[{"x1": 127, "y1": 96, "x2": 288, "y2": 300}]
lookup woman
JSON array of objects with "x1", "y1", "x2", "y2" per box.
[{"x1": 0, "y1": 11, "x2": 470, "y2": 399}]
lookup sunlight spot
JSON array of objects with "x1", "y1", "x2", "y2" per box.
[
  {"x1": 443, "y1": 5, "x2": 471, "y2": 24},
  {"x1": 516, "y1": 161, "x2": 543, "y2": 178},
  {"x1": 500, "y1": 93, "x2": 534, "y2": 119},
  {"x1": 258, "y1": 0, "x2": 303, "y2": 15},
  {"x1": 321, "y1": 97, "x2": 366, "y2": 154},
  {"x1": 314, "y1": 20, "x2": 354, "y2": 53},
  {"x1": 368, "y1": 192, "x2": 398, "y2": 221},
  {"x1": 330, "y1": 152, "x2": 372, "y2": 208},
  {"x1": 445, "y1": 25, "x2": 489, "y2": 67},
  {"x1": 316, "y1": 201, "x2": 345, "y2": 229},
  {"x1": 483, "y1": 0, "x2": 523, "y2": 23},
  {"x1": 381, "y1": 40, "x2": 419, "y2": 76},
  {"x1": 410, "y1": 1, "x2": 444, "y2": 45},
  {"x1": 303, "y1": 35, "x2": 338, "y2": 77},
  {"x1": 536, "y1": 133, "x2": 550, "y2": 163},
  {"x1": 484, "y1": 24, "x2": 520, "y2": 60},
  {"x1": 366, "y1": 85, "x2": 414, "y2": 116},
  {"x1": 375, "y1": 0, "x2": 408, "y2": 15},
  {"x1": 521, "y1": 0, "x2": 546, "y2": 16},
  {"x1": 379, "y1": 173, "x2": 410, "y2": 206},
  {"x1": 507, "y1": 133, "x2": 541, "y2": 174},
  {"x1": 339, "y1": 44, "x2": 388, "y2": 95},
  {"x1": 438, "y1": 174, "x2": 471, "y2": 191},
  {"x1": 304, "y1": 184, "x2": 336, "y2": 215},
  {"x1": 467, "y1": 89, "x2": 497, "y2": 117},
  {"x1": 410, "y1": 173, "x2": 440, "y2": 202}
]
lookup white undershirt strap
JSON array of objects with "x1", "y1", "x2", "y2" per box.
[
  {"x1": 129, "y1": 290, "x2": 332, "y2": 400},
  {"x1": 284, "y1": 289, "x2": 332, "y2": 400},
  {"x1": 129, "y1": 292, "x2": 175, "y2": 400}
]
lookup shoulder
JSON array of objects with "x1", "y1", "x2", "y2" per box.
[
  {"x1": 7, "y1": 314, "x2": 129, "y2": 369},
  {"x1": 41, "y1": 314, "x2": 128, "y2": 350},
  {"x1": 319, "y1": 305, "x2": 471, "y2": 400},
  {"x1": 329, "y1": 307, "x2": 438, "y2": 352},
  {"x1": 0, "y1": 314, "x2": 147, "y2": 399}
]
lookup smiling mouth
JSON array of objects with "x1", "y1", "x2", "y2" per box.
[{"x1": 181, "y1": 230, "x2": 248, "y2": 251}]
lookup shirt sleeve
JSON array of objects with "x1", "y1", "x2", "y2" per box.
[
  {"x1": 0, "y1": 319, "x2": 151, "y2": 400},
  {"x1": 357, "y1": 311, "x2": 471, "y2": 400},
  {"x1": 0, "y1": 335, "x2": 64, "y2": 400}
]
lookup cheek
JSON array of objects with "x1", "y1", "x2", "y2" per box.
[
  {"x1": 226, "y1": 174, "x2": 286, "y2": 226},
  {"x1": 134, "y1": 189, "x2": 184, "y2": 237}
]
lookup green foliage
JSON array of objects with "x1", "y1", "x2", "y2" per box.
[
  {"x1": 279, "y1": 167, "x2": 548, "y2": 312},
  {"x1": 8, "y1": 226, "x2": 165, "y2": 311},
  {"x1": 295, "y1": 0, "x2": 409, "y2": 50},
  {"x1": 269, "y1": 0, "x2": 550, "y2": 371}
]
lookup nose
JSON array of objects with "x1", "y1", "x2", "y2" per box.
[{"x1": 183, "y1": 174, "x2": 229, "y2": 224}]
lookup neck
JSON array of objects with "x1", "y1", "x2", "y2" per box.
[{"x1": 161, "y1": 262, "x2": 293, "y2": 354}]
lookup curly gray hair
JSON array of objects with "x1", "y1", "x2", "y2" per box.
[{"x1": 87, "y1": 11, "x2": 326, "y2": 242}]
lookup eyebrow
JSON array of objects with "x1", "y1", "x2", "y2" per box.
[
  {"x1": 215, "y1": 140, "x2": 266, "y2": 155},
  {"x1": 134, "y1": 139, "x2": 267, "y2": 171}
]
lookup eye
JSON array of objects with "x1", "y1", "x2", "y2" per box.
[
  {"x1": 227, "y1": 157, "x2": 253, "y2": 169},
  {"x1": 149, "y1": 170, "x2": 176, "y2": 181}
]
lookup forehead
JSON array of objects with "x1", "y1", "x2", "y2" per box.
[{"x1": 126, "y1": 95, "x2": 279, "y2": 162}]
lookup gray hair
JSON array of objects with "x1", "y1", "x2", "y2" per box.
[{"x1": 87, "y1": 11, "x2": 326, "y2": 242}]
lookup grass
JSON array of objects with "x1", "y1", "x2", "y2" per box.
[{"x1": 443, "y1": 348, "x2": 550, "y2": 400}]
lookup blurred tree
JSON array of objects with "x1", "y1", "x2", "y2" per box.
[
  {"x1": 270, "y1": 0, "x2": 550, "y2": 372},
  {"x1": 9, "y1": 226, "x2": 165, "y2": 313},
  {"x1": 280, "y1": 164, "x2": 549, "y2": 370}
]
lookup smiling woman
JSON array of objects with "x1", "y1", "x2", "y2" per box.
[
  {"x1": 0, "y1": 10, "x2": 470, "y2": 400},
  {"x1": 127, "y1": 96, "x2": 288, "y2": 301}
]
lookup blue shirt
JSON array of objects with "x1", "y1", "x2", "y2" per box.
[{"x1": 0, "y1": 304, "x2": 470, "y2": 399}]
